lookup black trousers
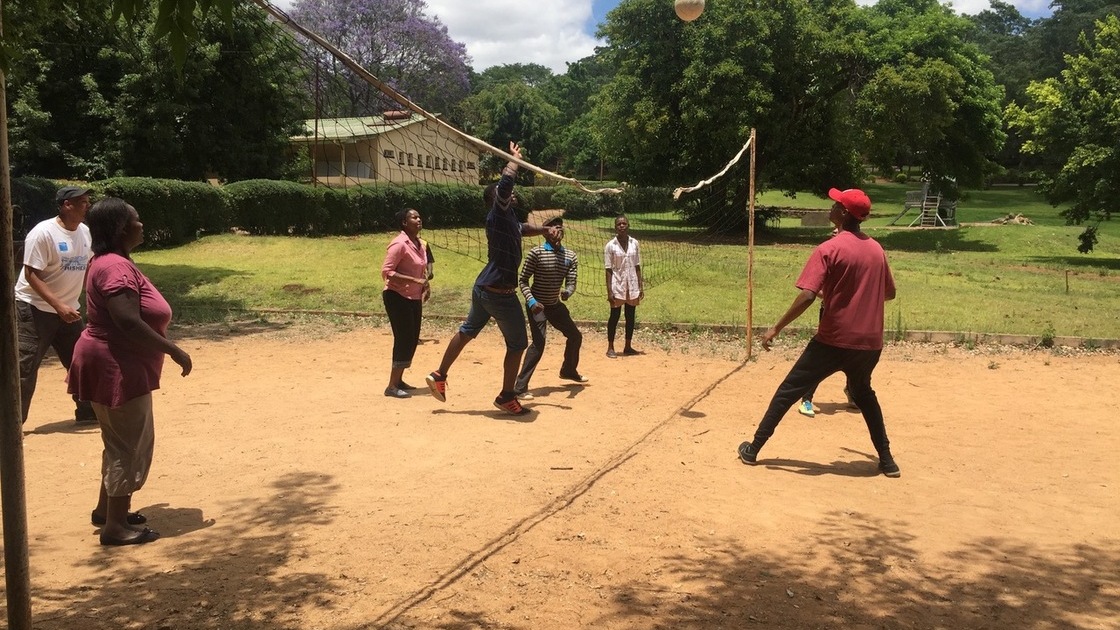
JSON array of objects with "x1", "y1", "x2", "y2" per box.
[
  {"x1": 515, "y1": 301, "x2": 582, "y2": 392},
  {"x1": 752, "y1": 338, "x2": 892, "y2": 458},
  {"x1": 382, "y1": 290, "x2": 422, "y2": 369}
]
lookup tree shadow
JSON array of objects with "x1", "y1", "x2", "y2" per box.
[
  {"x1": 1027, "y1": 255, "x2": 1120, "y2": 271},
  {"x1": 594, "y1": 512, "x2": 1120, "y2": 628},
  {"x1": 137, "y1": 263, "x2": 251, "y2": 316},
  {"x1": 33, "y1": 472, "x2": 348, "y2": 630}
]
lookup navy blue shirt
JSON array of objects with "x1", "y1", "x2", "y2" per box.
[{"x1": 475, "y1": 172, "x2": 523, "y2": 289}]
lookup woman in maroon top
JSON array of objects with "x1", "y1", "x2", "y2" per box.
[{"x1": 68, "y1": 198, "x2": 192, "y2": 545}]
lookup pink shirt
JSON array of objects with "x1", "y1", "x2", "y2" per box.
[
  {"x1": 382, "y1": 232, "x2": 428, "y2": 300},
  {"x1": 795, "y1": 231, "x2": 895, "y2": 351},
  {"x1": 68, "y1": 254, "x2": 172, "y2": 407}
]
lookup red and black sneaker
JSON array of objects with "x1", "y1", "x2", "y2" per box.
[
  {"x1": 494, "y1": 393, "x2": 531, "y2": 416},
  {"x1": 425, "y1": 371, "x2": 447, "y2": 402}
]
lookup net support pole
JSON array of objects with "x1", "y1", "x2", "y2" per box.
[
  {"x1": 746, "y1": 128, "x2": 757, "y2": 360},
  {"x1": 0, "y1": 0, "x2": 36, "y2": 625}
]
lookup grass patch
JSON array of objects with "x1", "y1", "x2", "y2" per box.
[{"x1": 135, "y1": 185, "x2": 1120, "y2": 339}]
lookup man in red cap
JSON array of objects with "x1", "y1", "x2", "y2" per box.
[{"x1": 738, "y1": 187, "x2": 900, "y2": 477}]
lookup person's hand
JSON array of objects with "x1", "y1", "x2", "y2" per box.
[
  {"x1": 531, "y1": 303, "x2": 545, "y2": 315},
  {"x1": 170, "y1": 347, "x2": 193, "y2": 377},
  {"x1": 422, "y1": 285, "x2": 431, "y2": 303},
  {"x1": 760, "y1": 327, "x2": 779, "y2": 351},
  {"x1": 561, "y1": 291, "x2": 571, "y2": 302},
  {"x1": 509, "y1": 141, "x2": 522, "y2": 161},
  {"x1": 56, "y1": 305, "x2": 81, "y2": 324}
]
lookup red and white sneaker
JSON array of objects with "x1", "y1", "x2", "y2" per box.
[{"x1": 425, "y1": 371, "x2": 447, "y2": 402}]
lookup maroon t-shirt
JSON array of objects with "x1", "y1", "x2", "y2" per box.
[
  {"x1": 795, "y1": 231, "x2": 895, "y2": 351},
  {"x1": 68, "y1": 253, "x2": 172, "y2": 407}
]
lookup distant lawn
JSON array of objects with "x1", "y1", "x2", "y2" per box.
[{"x1": 134, "y1": 184, "x2": 1120, "y2": 341}]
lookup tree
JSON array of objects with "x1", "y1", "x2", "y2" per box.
[
  {"x1": 1007, "y1": 15, "x2": 1120, "y2": 252},
  {"x1": 291, "y1": 0, "x2": 470, "y2": 118},
  {"x1": 471, "y1": 63, "x2": 554, "y2": 93},
  {"x1": 857, "y1": 0, "x2": 1006, "y2": 193},
  {"x1": 5, "y1": 1, "x2": 308, "y2": 181},
  {"x1": 458, "y1": 80, "x2": 560, "y2": 181}
]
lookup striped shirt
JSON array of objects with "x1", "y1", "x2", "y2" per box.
[{"x1": 519, "y1": 242, "x2": 578, "y2": 306}]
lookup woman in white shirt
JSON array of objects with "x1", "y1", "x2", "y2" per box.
[{"x1": 603, "y1": 215, "x2": 643, "y2": 358}]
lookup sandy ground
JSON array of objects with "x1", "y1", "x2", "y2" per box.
[{"x1": 8, "y1": 318, "x2": 1120, "y2": 629}]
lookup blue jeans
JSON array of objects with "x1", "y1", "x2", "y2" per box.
[
  {"x1": 459, "y1": 286, "x2": 528, "y2": 352},
  {"x1": 751, "y1": 338, "x2": 892, "y2": 458}
]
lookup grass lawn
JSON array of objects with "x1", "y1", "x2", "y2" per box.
[{"x1": 134, "y1": 183, "x2": 1120, "y2": 341}]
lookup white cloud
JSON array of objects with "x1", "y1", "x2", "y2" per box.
[{"x1": 265, "y1": 0, "x2": 601, "y2": 73}]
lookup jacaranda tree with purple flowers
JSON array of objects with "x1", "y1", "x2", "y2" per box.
[{"x1": 292, "y1": 0, "x2": 471, "y2": 118}]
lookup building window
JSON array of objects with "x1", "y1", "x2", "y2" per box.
[
  {"x1": 425, "y1": 155, "x2": 432, "y2": 168},
  {"x1": 450, "y1": 160, "x2": 457, "y2": 172},
  {"x1": 383, "y1": 149, "x2": 395, "y2": 159},
  {"x1": 398, "y1": 152, "x2": 405, "y2": 165},
  {"x1": 459, "y1": 160, "x2": 465, "y2": 171},
  {"x1": 467, "y1": 161, "x2": 476, "y2": 170},
  {"x1": 407, "y1": 153, "x2": 414, "y2": 166},
  {"x1": 442, "y1": 158, "x2": 448, "y2": 170}
]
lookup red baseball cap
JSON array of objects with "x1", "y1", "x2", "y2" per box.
[{"x1": 828, "y1": 188, "x2": 871, "y2": 220}]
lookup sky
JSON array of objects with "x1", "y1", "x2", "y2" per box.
[{"x1": 267, "y1": 0, "x2": 1055, "y2": 74}]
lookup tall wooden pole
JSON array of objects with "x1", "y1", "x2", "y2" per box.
[
  {"x1": 0, "y1": 0, "x2": 36, "y2": 626},
  {"x1": 746, "y1": 128, "x2": 756, "y2": 360}
]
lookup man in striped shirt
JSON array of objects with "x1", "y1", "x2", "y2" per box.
[{"x1": 514, "y1": 216, "x2": 588, "y2": 398}]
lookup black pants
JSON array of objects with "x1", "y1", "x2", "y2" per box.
[
  {"x1": 515, "y1": 302, "x2": 582, "y2": 392},
  {"x1": 382, "y1": 290, "x2": 422, "y2": 369},
  {"x1": 752, "y1": 338, "x2": 892, "y2": 458},
  {"x1": 607, "y1": 304, "x2": 636, "y2": 345},
  {"x1": 17, "y1": 301, "x2": 91, "y2": 423}
]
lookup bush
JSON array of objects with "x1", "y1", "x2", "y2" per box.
[
  {"x1": 893, "y1": 171, "x2": 908, "y2": 184},
  {"x1": 10, "y1": 177, "x2": 59, "y2": 239},
  {"x1": 223, "y1": 179, "x2": 326, "y2": 236},
  {"x1": 94, "y1": 178, "x2": 229, "y2": 247}
]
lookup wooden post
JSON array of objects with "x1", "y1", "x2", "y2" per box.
[
  {"x1": 746, "y1": 128, "x2": 757, "y2": 360},
  {"x1": 0, "y1": 0, "x2": 36, "y2": 624}
]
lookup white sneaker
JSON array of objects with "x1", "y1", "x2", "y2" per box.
[
  {"x1": 516, "y1": 391, "x2": 535, "y2": 400},
  {"x1": 797, "y1": 399, "x2": 815, "y2": 418}
]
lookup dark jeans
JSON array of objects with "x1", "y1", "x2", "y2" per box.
[
  {"x1": 515, "y1": 302, "x2": 582, "y2": 392},
  {"x1": 383, "y1": 290, "x2": 423, "y2": 369},
  {"x1": 17, "y1": 300, "x2": 92, "y2": 423},
  {"x1": 752, "y1": 338, "x2": 892, "y2": 458}
]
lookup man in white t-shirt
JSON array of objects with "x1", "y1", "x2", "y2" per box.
[{"x1": 15, "y1": 186, "x2": 96, "y2": 424}]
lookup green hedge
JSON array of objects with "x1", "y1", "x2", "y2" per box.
[
  {"x1": 94, "y1": 178, "x2": 229, "y2": 247},
  {"x1": 10, "y1": 177, "x2": 59, "y2": 238},
  {"x1": 13, "y1": 177, "x2": 672, "y2": 245}
]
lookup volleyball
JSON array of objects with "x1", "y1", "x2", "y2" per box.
[{"x1": 674, "y1": 0, "x2": 705, "y2": 22}]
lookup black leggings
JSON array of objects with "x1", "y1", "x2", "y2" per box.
[
  {"x1": 607, "y1": 304, "x2": 636, "y2": 345},
  {"x1": 383, "y1": 290, "x2": 422, "y2": 368}
]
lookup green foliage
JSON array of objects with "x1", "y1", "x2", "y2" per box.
[
  {"x1": 459, "y1": 81, "x2": 561, "y2": 179},
  {"x1": 223, "y1": 180, "x2": 327, "y2": 236},
  {"x1": 1007, "y1": 15, "x2": 1120, "y2": 251},
  {"x1": 10, "y1": 177, "x2": 60, "y2": 238},
  {"x1": 94, "y1": 178, "x2": 229, "y2": 247}
]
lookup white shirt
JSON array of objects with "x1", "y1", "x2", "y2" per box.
[
  {"x1": 14, "y1": 218, "x2": 92, "y2": 313},
  {"x1": 604, "y1": 236, "x2": 642, "y2": 300}
]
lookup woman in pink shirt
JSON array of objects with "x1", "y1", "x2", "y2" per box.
[
  {"x1": 68, "y1": 198, "x2": 192, "y2": 545},
  {"x1": 381, "y1": 209, "x2": 430, "y2": 398}
]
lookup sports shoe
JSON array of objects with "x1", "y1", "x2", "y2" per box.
[
  {"x1": 75, "y1": 406, "x2": 98, "y2": 425},
  {"x1": 425, "y1": 371, "x2": 447, "y2": 402},
  {"x1": 515, "y1": 391, "x2": 535, "y2": 401},
  {"x1": 396, "y1": 381, "x2": 419, "y2": 391},
  {"x1": 559, "y1": 371, "x2": 589, "y2": 383},
  {"x1": 622, "y1": 347, "x2": 642, "y2": 356},
  {"x1": 737, "y1": 442, "x2": 759, "y2": 465},
  {"x1": 878, "y1": 458, "x2": 901, "y2": 478},
  {"x1": 606, "y1": 349, "x2": 618, "y2": 359},
  {"x1": 797, "y1": 399, "x2": 815, "y2": 418},
  {"x1": 384, "y1": 387, "x2": 411, "y2": 399},
  {"x1": 494, "y1": 394, "x2": 531, "y2": 416}
]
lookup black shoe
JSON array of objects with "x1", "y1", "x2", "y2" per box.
[
  {"x1": 396, "y1": 381, "x2": 419, "y2": 390},
  {"x1": 737, "y1": 442, "x2": 759, "y2": 465},
  {"x1": 878, "y1": 458, "x2": 901, "y2": 478},
  {"x1": 559, "y1": 372, "x2": 589, "y2": 383},
  {"x1": 384, "y1": 387, "x2": 411, "y2": 399},
  {"x1": 622, "y1": 347, "x2": 642, "y2": 356},
  {"x1": 75, "y1": 409, "x2": 98, "y2": 425}
]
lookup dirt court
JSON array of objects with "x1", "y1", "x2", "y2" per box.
[{"x1": 11, "y1": 318, "x2": 1120, "y2": 629}]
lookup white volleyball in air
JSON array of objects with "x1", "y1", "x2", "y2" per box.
[{"x1": 674, "y1": 0, "x2": 705, "y2": 22}]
